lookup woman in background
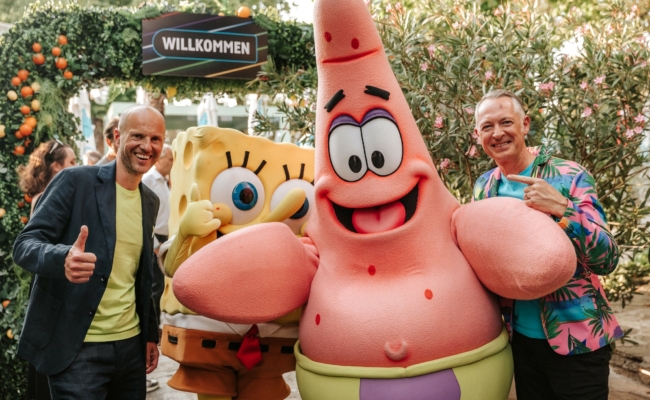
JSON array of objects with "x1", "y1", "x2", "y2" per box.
[
  {"x1": 16, "y1": 139, "x2": 76, "y2": 400},
  {"x1": 18, "y1": 140, "x2": 77, "y2": 214}
]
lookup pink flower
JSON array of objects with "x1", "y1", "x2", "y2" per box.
[
  {"x1": 617, "y1": 110, "x2": 625, "y2": 117},
  {"x1": 485, "y1": 71, "x2": 494, "y2": 80},
  {"x1": 580, "y1": 81, "x2": 588, "y2": 90},
  {"x1": 465, "y1": 107, "x2": 475, "y2": 115},
  {"x1": 480, "y1": 45, "x2": 487, "y2": 52},
  {"x1": 641, "y1": 61, "x2": 648, "y2": 68},
  {"x1": 435, "y1": 131, "x2": 442, "y2": 136},
  {"x1": 634, "y1": 126, "x2": 643, "y2": 134},
  {"x1": 593, "y1": 103, "x2": 599, "y2": 110},
  {"x1": 452, "y1": 22, "x2": 460, "y2": 30},
  {"x1": 427, "y1": 44, "x2": 436, "y2": 58},
  {"x1": 395, "y1": 2, "x2": 403, "y2": 12},
  {"x1": 421, "y1": 62, "x2": 429, "y2": 71},
  {"x1": 634, "y1": 114, "x2": 645, "y2": 123},
  {"x1": 440, "y1": 158, "x2": 451, "y2": 169},
  {"x1": 466, "y1": 145, "x2": 478, "y2": 158},
  {"x1": 539, "y1": 82, "x2": 555, "y2": 91},
  {"x1": 434, "y1": 116, "x2": 444, "y2": 129},
  {"x1": 593, "y1": 75, "x2": 606, "y2": 85},
  {"x1": 581, "y1": 106, "x2": 592, "y2": 118},
  {"x1": 625, "y1": 129, "x2": 635, "y2": 139}
]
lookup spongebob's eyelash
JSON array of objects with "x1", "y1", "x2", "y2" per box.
[
  {"x1": 283, "y1": 163, "x2": 307, "y2": 181},
  {"x1": 225, "y1": 150, "x2": 266, "y2": 175}
]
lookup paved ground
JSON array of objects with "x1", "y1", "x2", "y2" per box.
[{"x1": 148, "y1": 290, "x2": 650, "y2": 400}]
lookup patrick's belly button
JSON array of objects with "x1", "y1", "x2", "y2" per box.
[{"x1": 384, "y1": 340, "x2": 408, "y2": 361}]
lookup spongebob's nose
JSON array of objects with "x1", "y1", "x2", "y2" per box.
[{"x1": 262, "y1": 188, "x2": 306, "y2": 223}]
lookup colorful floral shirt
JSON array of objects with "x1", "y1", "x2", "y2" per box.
[{"x1": 472, "y1": 145, "x2": 623, "y2": 355}]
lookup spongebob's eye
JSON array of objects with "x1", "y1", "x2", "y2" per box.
[
  {"x1": 211, "y1": 167, "x2": 265, "y2": 225},
  {"x1": 361, "y1": 117, "x2": 403, "y2": 176},
  {"x1": 328, "y1": 124, "x2": 367, "y2": 182},
  {"x1": 271, "y1": 179, "x2": 315, "y2": 234}
]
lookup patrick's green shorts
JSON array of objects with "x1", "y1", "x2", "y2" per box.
[{"x1": 295, "y1": 328, "x2": 513, "y2": 400}]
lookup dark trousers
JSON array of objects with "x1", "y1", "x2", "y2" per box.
[
  {"x1": 47, "y1": 335, "x2": 145, "y2": 400},
  {"x1": 512, "y1": 330, "x2": 612, "y2": 400}
]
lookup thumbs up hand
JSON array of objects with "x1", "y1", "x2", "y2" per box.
[
  {"x1": 64, "y1": 225, "x2": 97, "y2": 283},
  {"x1": 179, "y1": 184, "x2": 223, "y2": 239}
]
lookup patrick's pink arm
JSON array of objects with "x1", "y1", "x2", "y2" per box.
[
  {"x1": 451, "y1": 197, "x2": 576, "y2": 300},
  {"x1": 173, "y1": 222, "x2": 319, "y2": 323}
]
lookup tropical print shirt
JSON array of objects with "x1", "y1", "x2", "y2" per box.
[{"x1": 472, "y1": 145, "x2": 623, "y2": 355}]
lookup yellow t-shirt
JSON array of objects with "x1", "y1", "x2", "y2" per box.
[{"x1": 85, "y1": 183, "x2": 143, "y2": 342}]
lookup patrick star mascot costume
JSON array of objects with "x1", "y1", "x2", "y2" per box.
[{"x1": 173, "y1": 0, "x2": 577, "y2": 398}]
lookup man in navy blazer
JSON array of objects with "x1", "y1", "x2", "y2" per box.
[{"x1": 13, "y1": 105, "x2": 165, "y2": 399}]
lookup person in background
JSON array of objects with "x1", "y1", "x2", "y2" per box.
[
  {"x1": 472, "y1": 89, "x2": 622, "y2": 400},
  {"x1": 18, "y1": 140, "x2": 77, "y2": 215},
  {"x1": 17, "y1": 139, "x2": 77, "y2": 400},
  {"x1": 142, "y1": 143, "x2": 173, "y2": 323},
  {"x1": 13, "y1": 105, "x2": 164, "y2": 399},
  {"x1": 85, "y1": 150, "x2": 102, "y2": 166},
  {"x1": 96, "y1": 117, "x2": 119, "y2": 166}
]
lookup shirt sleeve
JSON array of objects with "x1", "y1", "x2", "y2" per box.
[
  {"x1": 12, "y1": 169, "x2": 77, "y2": 280},
  {"x1": 556, "y1": 169, "x2": 619, "y2": 275}
]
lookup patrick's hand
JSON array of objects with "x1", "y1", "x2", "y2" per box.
[
  {"x1": 145, "y1": 342, "x2": 159, "y2": 374},
  {"x1": 64, "y1": 225, "x2": 96, "y2": 283},
  {"x1": 507, "y1": 175, "x2": 568, "y2": 218},
  {"x1": 179, "y1": 184, "x2": 224, "y2": 238}
]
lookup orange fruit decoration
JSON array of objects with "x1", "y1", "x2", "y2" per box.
[
  {"x1": 32, "y1": 42, "x2": 42, "y2": 52},
  {"x1": 20, "y1": 105, "x2": 30, "y2": 115},
  {"x1": 1, "y1": 300, "x2": 9, "y2": 308},
  {"x1": 20, "y1": 86, "x2": 34, "y2": 98},
  {"x1": 33, "y1": 53, "x2": 45, "y2": 65},
  {"x1": 11, "y1": 77, "x2": 21, "y2": 86},
  {"x1": 14, "y1": 145, "x2": 25, "y2": 155},
  {"x1": 55, "y1": 57, "x2": 67, "y2": 70},
  {"x1": 52, "y1": 47, "x2": 61, "y2": 56},
  {"x1": 20, "y1": 216, "x2": 28, "y2": 224},
  {"x1": 25, "y1": 116, "x2": 37, "y2": 128},
  {"x1": 31, "y1": 99, "x2": 41, "y2": 111},
  {"x1": 237, "y1": 6, "x2": 251, "y2": 18},
  {"x1": 6, "y1": 329, "x2": 14, "y2": 339},
  {"x1": 20, "y1": 124, "x2": 33, "y2": 136},
  {"x1": 7, "y1": 90, "x2": 18, "y2": 101},
  {"x1": 17, "y1": 69, "x2": 29, "y2": 81},
  {"x1": 63, "y1": 70, "x2": 73, "y2": 80},
  {"x1": 17, "y1": 201, "x2": 25, "y2": 209},
  {"x1": 0, "y1": 125, "x2": 5, "y2": 138},
  {"x1": 24, "y1": 194, "x2": 33, "y2": 203},
  {"x1": 15, "y1": 131, "x2": 23, "y2": 139},
  {"x1": 0, "y1": 208, "x2": 5, "y2": 218},
  {"x1": 58, "y1": 35, "x2": 68, "y2": 45}
]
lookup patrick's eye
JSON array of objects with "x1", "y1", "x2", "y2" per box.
[
  {"x1": 361, "y1": 117, "x2": 403, "y2": 176},
  {"x1": 271, "y1": 179, "x2": 315, "y2": 234},
  {"x1": 211, "y1": 167, "x2": 265, "y2": 225},
  {"x1": 328, "y1": 124, "x2": 367, "y2": 182}
]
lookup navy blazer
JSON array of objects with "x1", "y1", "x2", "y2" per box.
[{"x1": 13, "y1": 162, "x2": 160, "y2": 375}]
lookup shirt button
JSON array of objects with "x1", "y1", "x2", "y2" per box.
[{"x1": 89, "y1": 309, "x2": 95, "y2": 315}]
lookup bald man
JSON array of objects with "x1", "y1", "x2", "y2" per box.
[{"x1": 14, "y1": 105, "x2": 166, "y2": 400}]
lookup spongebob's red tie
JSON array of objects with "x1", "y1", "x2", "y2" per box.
[{"x1": 236, "y1": 324, "x2": 262, "y2": 369}]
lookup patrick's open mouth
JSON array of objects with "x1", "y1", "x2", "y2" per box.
[
  {"x1": 491, "y1": 141, "x2": 511, "y2": 148},
  {"x1": 331, "y1": 183, "x2": 418, "y2": 234}
]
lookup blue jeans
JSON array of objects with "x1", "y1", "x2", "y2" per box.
[{"x1": 47, "y1": 335, "x2": 145, "y2": 400}]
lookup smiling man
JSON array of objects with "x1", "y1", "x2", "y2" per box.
[
  {"x1": 13, "y1": 105, "x2": 165, "y2": 399},
  {"x1": 472, "y1": 90, "x2": 623, "y2": 400}
]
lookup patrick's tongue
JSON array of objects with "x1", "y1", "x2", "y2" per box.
[{"x1": 352, "y1": 201, "x2": 406, "y2": 234}]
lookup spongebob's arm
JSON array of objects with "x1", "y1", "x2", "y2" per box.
[
  {"x1": 451, "y1": 197, "x2": 576, "y2": 300},
  {"x1": 164, "y1": 184, "x2": 224, "y2": 277},
  {"x1": 173, "y1": 222, "x2": 319, "y2": 324}
]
